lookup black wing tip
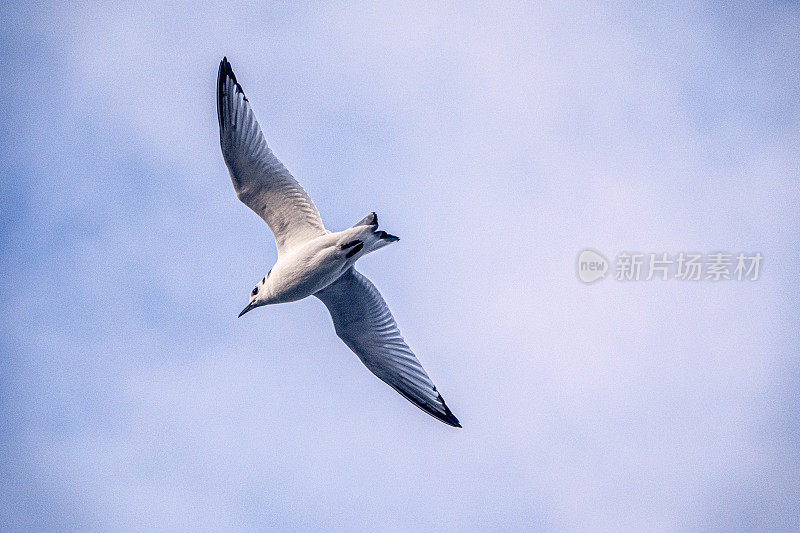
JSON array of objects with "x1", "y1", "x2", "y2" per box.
[
  {"x1": 436, "y1": 393, "x2": 462, "y2": 428},
  {"x1": 217, "y1": 57, "x2": 249, "y2": 132},
  {"x1": 216, "y1": 56, "x2": 247, "y2": 127},
  {"x1": 413, "y1": 386, "x2": 461, "y2": 427},
  {"x1": 219, "y1": 56, "x2": 239, "y2": 86},
  {"x1": 390, "y1": 383, "x2": 462, "y2": 428}
]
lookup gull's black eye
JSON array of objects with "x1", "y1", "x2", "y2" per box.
[{"x1": 251, "y1": 286, "x2": 258, "y2": 296}]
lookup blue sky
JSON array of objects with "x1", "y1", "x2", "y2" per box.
[{"x1": 2, "y1": 1, "x2": 799, "y2": 530}]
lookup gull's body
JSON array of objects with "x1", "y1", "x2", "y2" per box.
[
  {"x1": 217, "y1": 58, "x2": 460, "y2": 427},
  {"x1": 252, "y1": 225, "x2": 380, "y2": 306}
]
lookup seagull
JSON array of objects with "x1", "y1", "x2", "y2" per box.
[{"x1": 216, "y1": 58, "x2": 460, "y2": 428}]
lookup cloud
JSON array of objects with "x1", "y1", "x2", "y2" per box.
[{"x1": 2, "y1": 1, "x2": 799, "y2": 530}]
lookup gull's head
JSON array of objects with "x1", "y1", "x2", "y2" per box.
[{"x1": 238, "y1": 273, "x2": 271, "y2": 318}]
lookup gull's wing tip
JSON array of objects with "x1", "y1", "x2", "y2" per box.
[
  {"x1": 219, "y1": 56, "x2": 235, "y2": 83},
  {"x1": 217, "y1": 56, "x2": 249, "y2": 130},
  {"x1": 436, "y1": 394, "x2": 462, "y2": 428},
  {"x1": 394, "y1": 384, "x2": 462, "y2": 428},
  {"x1": 217, "y1": 56, "x2": 246, "y2": 102},
  {"x1": 420, "y1": 389, "x2": 461, "y2": 427}
]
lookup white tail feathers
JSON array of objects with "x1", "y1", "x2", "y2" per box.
[
  {"x1": 352, "y1": 212, "x2": 379, "y2": 228},
  {"x1": 342, "y1": 213, "x2": 399, "y2": 258}
]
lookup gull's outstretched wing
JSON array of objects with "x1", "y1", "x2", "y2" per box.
[
  {"x1": 217, "y1": 57, "x2": 326, "y2": 254},
  {"x1": 315, "y1": 268, "x2": 461, "y2": 427}
]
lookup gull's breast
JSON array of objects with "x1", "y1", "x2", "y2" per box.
[{"x1": 269, "y1": 236, "x2": 347, "y2": 303}]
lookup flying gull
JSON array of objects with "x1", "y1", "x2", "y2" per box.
[{"x1": 217, "y1": 57, "x2": 460, "y2": 427}]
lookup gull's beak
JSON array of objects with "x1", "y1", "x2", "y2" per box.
[{"x1": 238, "y1": 302, "x2": 256, "y2": 318}]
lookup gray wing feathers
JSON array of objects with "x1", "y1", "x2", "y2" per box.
[
  {"x1": 217, "y1": 58, "x2": 326, "y2": 254},
  {"x1": 315, "y1": 268, "x2": 461, "y2": 427}
]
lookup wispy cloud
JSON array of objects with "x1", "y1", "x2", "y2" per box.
[{"x1": 2, "y1": 1, "x2": 799, "y2": 530}]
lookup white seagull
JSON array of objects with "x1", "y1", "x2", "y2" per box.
[{"x1": 217, "y1": 58, "x2": 460, "y2": 427}]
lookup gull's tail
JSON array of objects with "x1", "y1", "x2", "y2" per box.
[{"x1": 341, "y1": 213, "x2": 399, "y2": 258}]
